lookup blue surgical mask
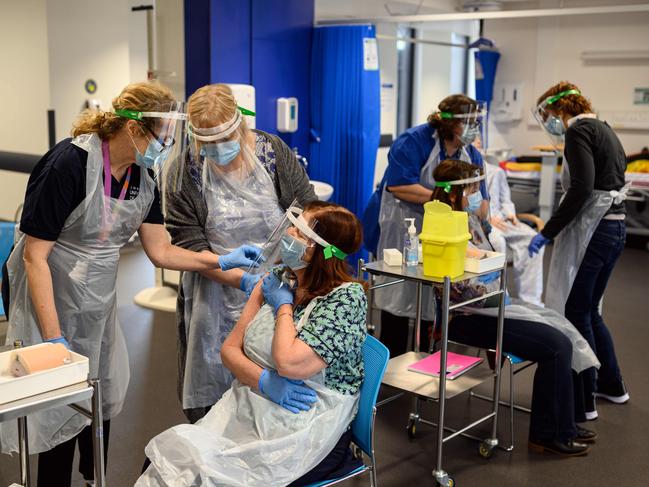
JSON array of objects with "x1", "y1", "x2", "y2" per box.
[
  {"x1": 200, "y1": 140, "x2": 241, "y2": 166},
  {"x1": 135, "y1": 140, "x2": 166, "y2": 169},
  {"x1": 466, "y1": 191, "x2": 483, "y2": 213},
  {"x1": 280, "y1": 234, "x2": 309, "y2": 270},
  {"x1": 544, "y1": 116, "x2": 565, "y2": 136},
  {"x1": 459, "y1": 125, "x2": 480, "y2": 146}
]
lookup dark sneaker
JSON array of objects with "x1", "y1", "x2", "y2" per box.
[
  {"x1": 576, "y1": 426, "x2": 597, "y2": 443},
  {"x1": 595, "y1": 379, "x2": 629, "y2": 404},
  {"x1": 528, "y1": 438, "x2": 590, "y2": 457},
  {"x1": 585, "y1": 394, "x2": 598, "y2": 421}
]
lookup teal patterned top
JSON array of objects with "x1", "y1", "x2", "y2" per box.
[{"x1": 294, "y1": 283, "x2": 367, "y2": 395}]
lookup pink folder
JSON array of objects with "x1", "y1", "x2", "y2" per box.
[{"x1": 408, "y1": 351, "x2": 484, "y2": 380}]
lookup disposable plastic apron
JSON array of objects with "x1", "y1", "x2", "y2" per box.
[
  {"x1": 1, "y1": 133, "x2": 154, "y2": 453},
  {"x1": 375, "y1": 133, "x2": 472, "y2": 320},
  {"x1": 463, "y1": 216, "x2": 599, "y2": 373},
  {"x1": 138, "y1": 284, "x2": 360, "y2": 487},
  {"x1": 180, "y1": 146, "x2": 284, "y2": 410},
  {"x1": 545, "y1": 161, "x2": 630, "y2": 315}
]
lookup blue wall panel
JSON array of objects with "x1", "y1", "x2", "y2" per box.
[
  {"x1": 185, "y1": 0, "x2": 313, "y2": 158},
  {"x1": 184, "y1": 0, "x2": 212, "y2": 98},
  {"x1": 210, "y1": 0, "x2": 252, "y2": 84}
]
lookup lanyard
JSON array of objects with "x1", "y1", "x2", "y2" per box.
[{"x1": 102, "y1": 140, "x2": 131, "y2": 200}]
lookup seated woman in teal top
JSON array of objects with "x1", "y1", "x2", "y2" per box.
[{"x1": 138, "y1": 201, "x2": 369, "y2": 487}]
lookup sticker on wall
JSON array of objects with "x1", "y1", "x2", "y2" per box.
[
  {"x1": 363, "y1": 38, "x2": 379, "y2": 71},
  {"x1": 634, "y1": 88, "x2": 649, "y2": 105},
  {"x1": 85, "y1": 79, "x2": 98, "y2": 95}
]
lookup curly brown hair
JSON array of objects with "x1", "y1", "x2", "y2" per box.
[
  {"x1": 536, "y1": 81, "x2": 593, "y2": 118},
  {"x1": 427, "y1": 94, "x2": 480, "y2": 142}
]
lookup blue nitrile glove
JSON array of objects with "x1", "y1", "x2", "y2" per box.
[
  {"x1": 262, "y1": 272, "x2": 294, "y2": 313},
  {"x1": 477, "y1": 271, "x2": 500, "y2": 284},
  {"x1": 505, "y1": 294, "x2": 512, "y2": 306},
  {"x1": 219, "y1": 245, "x2": 263, "y2": 271},
  {"x1": 240, "y1": 272, "x2": 262, "y2": 297},
  {"x1": 258, "y1": 369, "x2": 317, "y2": 414},
  {"x1": 528, "y1": 233, "x2": 551, "y2": 258},
  {"x1": 44, "y1": 336, "x2": 71, "y2": 350}
]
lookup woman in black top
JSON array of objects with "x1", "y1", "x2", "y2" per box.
[{"x1": 528, "y1": 82, "x2": 629, "y2": 420}]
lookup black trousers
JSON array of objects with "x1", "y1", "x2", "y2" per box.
[
  {"x1": 449, "y1": 315, "x2": 578, "y2": 442},
  {"x1": 37, "y1": 420, "x2": 110, "y2": 487},
  {"x1": 379, "y1": 310, "x2": 434, "y2": 357}
]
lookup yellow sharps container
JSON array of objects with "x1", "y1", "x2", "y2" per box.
[{"x1": 419, "y1": 201, "x2": 471, "y2": 278}]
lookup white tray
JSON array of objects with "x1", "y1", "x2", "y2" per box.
[
  {"x1": 0, "y1": 344, "x2": 89, "y2": 405},
  {"x1": 464, "y1": 251, "x2": 506, "y2": 274}
]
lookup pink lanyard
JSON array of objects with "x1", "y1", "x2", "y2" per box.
[{"x1": 102, "y1": 140, "x2": 131, "y2": 200}]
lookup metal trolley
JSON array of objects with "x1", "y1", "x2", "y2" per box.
[
  {"x1": 0, "y1": 378, "x2": 105, "y2": 487},
  {"x1": 358, "y1": 259, "x2": 506, "y2": 487}
]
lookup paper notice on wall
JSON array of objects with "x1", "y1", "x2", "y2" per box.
[
  {"x1": 363, "y1": 38, "x2": 379, "y2": 71},
  {"x1": 634, "y1": 88, "x2": 649, "y2": 105},
  {"x1": 381, "y1": 83, "x2": 395, "y2": 113}
]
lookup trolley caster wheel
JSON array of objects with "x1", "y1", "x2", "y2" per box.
[
  {"x1": 434, "y1": 477, "x2": 455, "y2": 487},
  {"x1": 407, "y1": 419, "x2": 417, "y2": 439},
  {"x1": 479, "y1": 442, "x2": 494, "y2": 459}
]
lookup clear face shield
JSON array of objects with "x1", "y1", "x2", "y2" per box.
[
  {"x1": 247, "y1": 205, "x2": 348, "y2": 279},
  {"x1": 439, "y1": 102, "x2": 487, "y2": 146},
  {"x1": 532, "y1": 89, "x2": 581, "y2": 149},
  {"x1": 434, "y1": 169, "x2": 487, "y2": 217},
  {"x1": 115, "y1": 101, "x2": 186, "y2": 180}
]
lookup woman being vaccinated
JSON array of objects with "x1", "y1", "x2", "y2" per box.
[{"x1": 165, "y1": 84, "x2": 316, "y2": 423}]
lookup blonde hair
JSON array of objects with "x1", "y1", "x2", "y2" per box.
[
  {"x1": 187, "y1": 84, "x2": 248, "y2": 131},
  {"x1": 71, "y1": 81, "x2": 175, "y2": 139}
]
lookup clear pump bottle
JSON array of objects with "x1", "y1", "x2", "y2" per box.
[{"x1": 403, "y1": 218, "x2": 419, "y2": 267}]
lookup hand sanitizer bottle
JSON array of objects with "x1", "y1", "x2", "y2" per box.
[{"x1": 403, "y1": 218, "x2": 419, "y2": 267}]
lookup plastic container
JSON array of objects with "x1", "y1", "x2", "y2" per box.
[
  {"x1": 464, "y1": 250, "x2": 506, "y2": 274},
  {"x1": 0, "y1": 343, "x2": 89, "y2": 405},
  {"x1": 419, "y1": 201, "x2": 471, "y2": 278}
]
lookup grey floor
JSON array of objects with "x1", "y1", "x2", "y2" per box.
[{"x1": 1, "y1": 243, "x2": 648, "y2": 486}]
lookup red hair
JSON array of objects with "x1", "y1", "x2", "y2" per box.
[{"x1": 296, "y1": 201, "x2": 367, "y2": 305}]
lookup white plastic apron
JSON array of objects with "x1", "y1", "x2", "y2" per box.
[
  {"x1": 545, "y1": 161, "x2": 630, "y2": 315},
  {"x1": 180, "y1": 146, "x2": 284, "y2": 410},
  {"x1": 464, "y1": 215, "x2": 599, "y2": 373},
  {"x1": 1, "y1": 133, "x2": 154, "y2": 453},
  {"x1": 375, "y1": 133, "x2": 472, "y2": 320},
  {"x1": 138, "y1": 284, "x2": 360, "y2": 487}
]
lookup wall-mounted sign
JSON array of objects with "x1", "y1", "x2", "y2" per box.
[
  {"x1": 85, "y1": 79, "x2": 97, "y2": 95},
  {"x1": 634, "y1": 87, "x2": 649, "y2": 105}
]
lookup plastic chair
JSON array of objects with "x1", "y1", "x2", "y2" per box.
[
  {"x1": 305, "y1": 335, "x2": 390, "y2": 487},
  {"x1": 0, "y1": 221, "x2": 16, "y2": 319},
  {"x1": 470, "y1": 351, "x2": 534, "y2": 451}
]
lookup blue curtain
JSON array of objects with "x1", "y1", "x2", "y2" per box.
[
  {"x1": 475, "y1": 47, "x2": 500, "y2": 149},
  {"x1": 309, "y1": 25, "x2": 381, "y2": 216},
  {"x1": 310, "y1": 25, "x2": 381, "y2": 254}
]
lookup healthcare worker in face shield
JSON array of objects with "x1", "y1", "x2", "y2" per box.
[
  {"x1": 164, "y1": 84, "x2": 316, "y2": 423},
  {"x1": 0, "y1": 81, "x2": 262, "y2": 487},
  {"x1": 361, "y1": 94, "x2": 489, "y2": 356},
  {"x1": 529, "y1": 82, "x2": 631, "y2": 420}
]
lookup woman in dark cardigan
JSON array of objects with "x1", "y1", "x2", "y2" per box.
[{"x1": 165, "y1": 84, "x2": 316, "y2": 422}]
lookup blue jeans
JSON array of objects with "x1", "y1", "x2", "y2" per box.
[{"x1": 565, "y1": 219, "x2": 626, "y2": 399}]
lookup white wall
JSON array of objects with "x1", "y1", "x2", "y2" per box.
[
  {"x1": 0, "y1": 0, "x2": 50, "y2": 154},
  {"x1": 46, "y1": 0, "x2": 134, "y2": 141},
  {"x1": 156, "y1": 0, "x2": 185, "y2": 100},
  {"x1": 486, "y1": 11, "x2": 649, "y2": 156}
]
